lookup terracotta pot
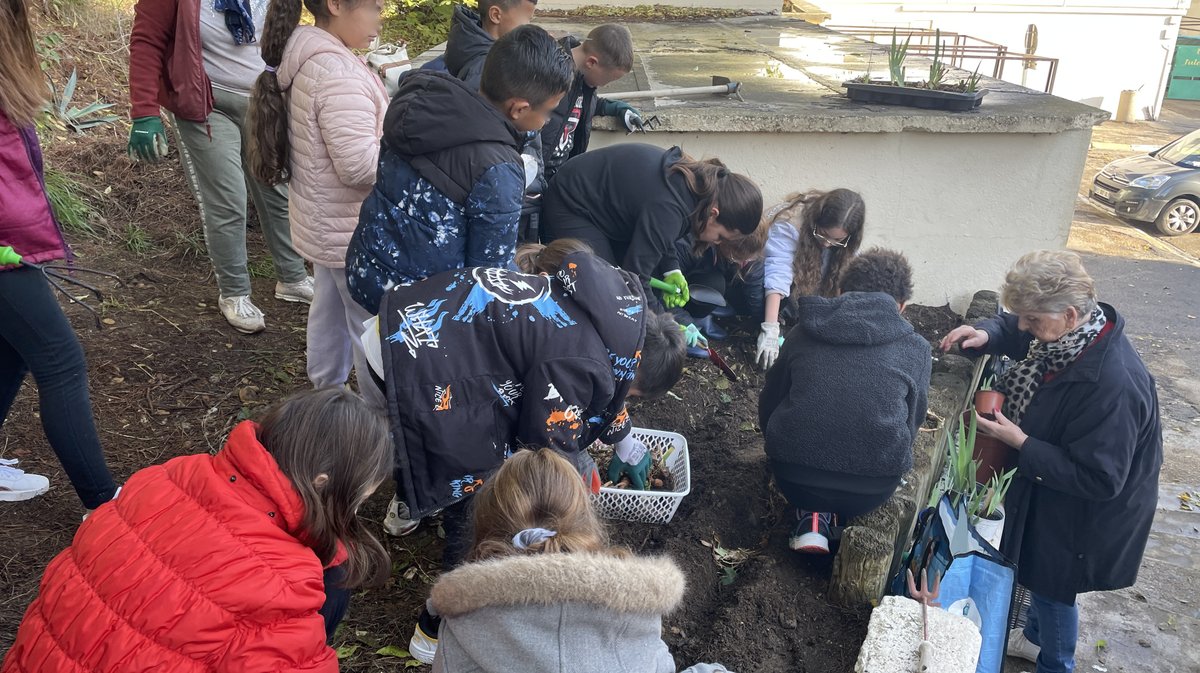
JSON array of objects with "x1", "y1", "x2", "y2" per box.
[
  {"x1": 966, "y1": 388, "x2": 1015, "y2": 482},
  {"x1": 974, "y1": 390, "x2": 1005, "y2": 418}
]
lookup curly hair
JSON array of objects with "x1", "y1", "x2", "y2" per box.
[
  {"x1": 839, "y1": 247, "x2": 914, "y2": 304},
  {"x1": 1000, "y1": 250, "x2": 1097, "y2": 316},
  {"x1": 634, "y1": 311, "x2": 685, "y2": 399},
  {"x1": 772, "y1": 188, "x2": 865, "y2": 298}
]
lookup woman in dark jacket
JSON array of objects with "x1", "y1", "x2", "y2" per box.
[
  {"x1": 540, "y1": 144, "x2": 764, "y2": 312},
  {"x1": 942, "y1": 250, "x2": 1162, "y2": 673}
]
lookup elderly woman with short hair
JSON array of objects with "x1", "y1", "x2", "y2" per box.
[{"x1": 941, "y1": 250, "x2": 1161, "y2": 673}]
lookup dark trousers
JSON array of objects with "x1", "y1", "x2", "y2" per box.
[
  {"x1": 0, "y1": 266, "x2": 116, "y2": 509},
  {"x1": 771, "y1": 462, "x2": 900, "y2": 521},
  {"x1": 539, "y1": 194, "x2": 624, "y2": 264},
  {"x1": 320, "y1": 564, "x2": 351, "y2": 643}
]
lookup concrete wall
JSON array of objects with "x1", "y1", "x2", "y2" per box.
[
  {"x1": 538, "y1": 0, "x2": 781, "y2": 9},
  {"x1": 588, "y1": 128, "x2": 1093, "y2": 311},
  {"x1": 819, "y1": 0, "x2": 1187, "y2": 119}
]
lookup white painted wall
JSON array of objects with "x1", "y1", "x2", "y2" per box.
[
  {"x1": 818, "y1": 0, "x2": 1186, "y2": 118},
  {"x1": 588, "y1": 127, "x2": 1093, "y2": 311},
  {"x1": 538, "y1": 0, "x2": 781, "y2": 10}
]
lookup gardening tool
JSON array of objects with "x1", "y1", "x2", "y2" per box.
[
  {"x1": 648, "y1": 277, "x2": 727, "y2": 308},
  {"x1": 905, "y1": 567, "x2": 942, "y2": 673},
  {"x1": 706, "y1": 345, "x2": 738, "y2": 383},
  {"x1": 0, "y1": 246, "x2": 122, "y2": 329},
  {"x1": 605, "y1": 76, "x2": 745, "y2": 103}
]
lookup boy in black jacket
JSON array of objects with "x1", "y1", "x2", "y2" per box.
[
  {"x1": 442, "y1": 0, "x2": 538, "y2": 91},
  {"x1": 758, "y1": 249, "x2": 931, "y2": 554},
  {"x1": 346, "y1": 25, "x2": 572, "y2": 314},
  {"x1": 541, "y1": 24, "x2": 644, "y2": 183}
]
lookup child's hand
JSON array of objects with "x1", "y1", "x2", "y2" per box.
[
  {"x1": 609, "y1": 436, "x2": 651, "y2": 490},
  {"x1": 661, "y1": 270, "x2": 690, "y2": 308}
]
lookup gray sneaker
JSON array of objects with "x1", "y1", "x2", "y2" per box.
[
  {"x1": 275, "y1": 276, "x2": 314, "y2": 304},
  {"x1": 218, "y1": 295, "x2": 266, "y2": 334},
  {"x1": 384, "y1": 495, "x2": 420, "y2": 536},
  {"x1": 1006, "y1": 627, "x2": 1040, "y2": 663}
]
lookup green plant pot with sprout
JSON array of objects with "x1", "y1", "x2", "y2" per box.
[
  {"x1": 935, "y1": 413, "x2": 1017, "y2": 549},
  {"x1": 843, "y1": 29, "x2": 988, "y2": 111}
]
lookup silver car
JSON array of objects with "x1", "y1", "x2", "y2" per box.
[{"x1": 1090, "y1": 128, "x2": 1200, "y2": 236}]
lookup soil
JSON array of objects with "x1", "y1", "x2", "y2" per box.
[{"x1": 1, "y1": 10, "x2": 966, "y2": 671}]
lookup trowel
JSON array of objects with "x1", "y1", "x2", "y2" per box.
[{"x1": 606, "y1": 75, "x2": 744, "y2": 102}]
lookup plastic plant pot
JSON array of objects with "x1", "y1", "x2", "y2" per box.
[{"x1": 843, "y1": 81, "x2": 987, "y2": 112}]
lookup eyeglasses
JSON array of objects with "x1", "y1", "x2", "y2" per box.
[{"x1": 812, "y1": 227, "x2": 850, "y2": 248}]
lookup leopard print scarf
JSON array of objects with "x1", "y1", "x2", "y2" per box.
[{"x1": 995, "y1": 307, "x2": 1107, "y2": 425}]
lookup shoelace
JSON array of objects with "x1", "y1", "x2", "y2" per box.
[
  {"x1": 228, "y1": 296, "x2": 263, "y2": 319},
  {"x1": 0, "y1": 458, "x2": 28, "y2": 482}
]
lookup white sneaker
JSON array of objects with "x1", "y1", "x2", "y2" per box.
[
  {"x1": 384, "y1": 495, "x2": 420, "y2": 536},
  {"x1": 218, "y1": 295, "x2": 266, "y2": 334},
  {"x1": 275, "y1": 276, "x2": 314, "y2": 304},
  {"x1": 409, "y1": 623, "x2": 438, "y2": 665},
  {"x1": 0, "y1": 459, "x2": 50, "y2": 502},
  {"x1": 1007, "y1": 627, "x2": 1041, "y2": 663}
]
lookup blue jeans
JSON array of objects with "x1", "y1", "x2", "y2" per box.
[
  {"x1": 1025, "y1": 591, "x2": 1079, "y2": 673},
  {"x1": 0, "y1": 266, "x2": 117, "y2": 509}
]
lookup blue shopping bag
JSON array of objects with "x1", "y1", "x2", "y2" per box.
[{"x1": 891, "y1": 495, "x2": 1016, "y2": 673}]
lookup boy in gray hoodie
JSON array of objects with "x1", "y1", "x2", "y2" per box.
[{"x1": 758, "y1": 248, "x2": 930, "y2": 554}]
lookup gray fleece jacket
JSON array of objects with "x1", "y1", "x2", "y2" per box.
[
  {"x1": 429, "y1": 552, "x2": 733, "y2": 673},
  {"x1": 758, "y1": 291, "x2": 931, "y2": 478}
]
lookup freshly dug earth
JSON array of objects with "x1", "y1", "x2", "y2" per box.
[{"x1": 2, "y1": 13, "x2": 964, "y2": 670}]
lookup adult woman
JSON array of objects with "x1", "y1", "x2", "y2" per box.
[
  {"x1": 941, "y1": 250, "x2": 1162, "y2": 673},
  {"x1": 756, "y1": 188, "x2": 865, "y2": 370},
  {"x1": 0, "y1": 0, "x2": 117, "y2": 512},
  {"x1": 128, "y1": 0, "x2": 313, "y2": 333},
  {"x1": 540, "y1": 143, "x2": 763, "y2": 312}
]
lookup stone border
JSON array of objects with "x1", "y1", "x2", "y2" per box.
[{"x1": 829, "y1": 290, "x2": 1000, "y2": 606}]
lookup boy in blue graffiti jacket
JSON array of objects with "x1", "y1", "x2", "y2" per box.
[{"x1": 345, "y1": 25, "x2": 574, "y2": 314}]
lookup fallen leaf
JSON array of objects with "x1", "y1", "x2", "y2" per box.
[
  {"x1": 101, "y1": 318, "x2": 116, "y2": 325},
  {"x1": 715, "y1": 379, "x2": 730, "y2": 390},
  {"x1": 405, "y1": 659, "x2": 423, "y2": 668},
  {"x1": 335, "y1": 644, "x2": 358, "y2": 659},
  {"x1": 375, "y1": 646, "x2": 410, "y2": 658}
]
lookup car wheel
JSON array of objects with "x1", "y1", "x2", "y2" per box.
[{"x1": 1155, "y1": 198, "x2": 1200, "y2": 236}]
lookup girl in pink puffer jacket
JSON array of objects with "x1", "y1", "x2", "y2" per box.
[{"x1": 247, "y1": 0, "x2": 388, "y2": 407}]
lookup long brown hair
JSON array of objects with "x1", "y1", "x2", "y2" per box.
[
  {"x1": 256, "y1": 388, "x2": 393, "y2": 588},
  {"x1": 246, "y1": 0, "x2": 362, "y2": 185},
  {"x1": 670, "y1": 153, "x2": 763, "y2": 245},
  {"x1": 0, "y1": 0, "x2": 49, "y2": 128},
  {"x1": 513, "y1": 238, "x2": 594, "y2": 274},
  {"x1": 469, "y1": 448, "x2": 626, "y2": 562},
  {"x1": 775, "y1": 188, "x2": 865, "y2": 298}
]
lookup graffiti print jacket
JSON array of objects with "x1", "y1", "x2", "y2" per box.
[
  {"x1": 378, "y1": 252, "x2": 646, "y2": 517},
  {"x1": 345, "y1": 70, "x2": 526, "y2": 314}
]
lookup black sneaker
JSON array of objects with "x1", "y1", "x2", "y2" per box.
[{"x1": 789, "y1": 510, "x2": 833, "y2": 554}]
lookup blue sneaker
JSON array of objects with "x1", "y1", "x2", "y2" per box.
[{"x1": 687, "y1": 345, "x2": 709, "y2": 359}]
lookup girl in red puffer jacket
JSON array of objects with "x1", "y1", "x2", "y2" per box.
[{"x1": 1, "y1": 387, "x2": 392, "y2": 673}]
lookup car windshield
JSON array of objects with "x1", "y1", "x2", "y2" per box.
[{"x1": 1157, "y1": 129, "x2": 1200, "y2": 168}]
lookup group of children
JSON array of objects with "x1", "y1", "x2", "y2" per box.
[{"x1": 0, "y1": 0, "x2": 936, "y2": 669}]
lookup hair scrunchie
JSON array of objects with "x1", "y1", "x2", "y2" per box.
[
  {"x1": 264, "y1": 65, "x2": 277, "y2": 73},
  {"x1": 512, "y1": 527, "x2": 557, "y2": 549}
]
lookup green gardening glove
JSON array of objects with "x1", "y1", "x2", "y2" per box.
[
  {"x1": 609, "y1": 435, "x2": 651, "y2": 490},
  {"x1": 661, "y1": 270, "x2": 689, "y2": 309},
  {"x1": 0, "y1": 246, "x2": 23, "y2": 267},
  {"x1": 128, "y1": 116, "x2": 169, "y2": 162}
]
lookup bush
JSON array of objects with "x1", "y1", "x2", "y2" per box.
[
  {"x1": 43, "y1": 168, "x2": 100, "y2": 238},
  {"x1": 381, "y1": 0, "x2": 476, "y2": 56}
]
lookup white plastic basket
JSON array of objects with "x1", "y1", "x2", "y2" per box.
[{"x1": 591, "y1": 428, "x2": 691, "y2": 524}]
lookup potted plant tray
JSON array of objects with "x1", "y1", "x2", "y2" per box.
[{"x1": 843, "y1": 81, "x2": 987, "y2": 112}]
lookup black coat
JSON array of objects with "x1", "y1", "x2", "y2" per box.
[
  {"x1": 378, "y1": 252, "x2": 645, "y2": 517},
  {"x1": 443, "y1": 4, "x2": 492, "y2": 91},
  {"x1": 758, "y1": 292, "x2": 931, "y2": 478},
  {"x1": 969, "y1": 304, "x2": 1162, "y2": 603},
  {"x1": 540, "y1": 36, "x2": 598, "y2": 182}
]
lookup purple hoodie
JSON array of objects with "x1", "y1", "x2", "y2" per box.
[{"x1": 0, "y1": 112, "x2": 68, "y2": 267}]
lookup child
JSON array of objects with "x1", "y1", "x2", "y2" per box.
[
  {"x1": 443, "y1": 0, "x2": 538, "y2": 90},
  {"x1": 246, "y1": 0, "x2": 388, "y2": 406},
  {"x1": 756, "y1": 188, "x2": 865, "y2": 370},
  {"x1": 758, "y1": 249, "x2": 930, "y2": 554},
  {"x1": 541, "y1": 24, "x2": 642, "y2": 183},
  {"x1": 426, "y1": 447, "x2": 733, "y2": 673},
  {"x1": 540, "y1": 143, "x2": 764, "y2": 314},
  {"x1": 345, "y1": 24, "x2": 573, "y2": 315},
  {"x1": 128, "y1": 0, "x2": 313, "y2": 333},
  {"x1": 1, "y1": 388, "x2": 392, "y2": 672},
  {"x1": 0, "y1": 0, "x2": 118, "y2": 511}
]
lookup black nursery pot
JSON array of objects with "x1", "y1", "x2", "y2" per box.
[{"x1": 843, "y1": 82, "x2": 987, "y2": 112}]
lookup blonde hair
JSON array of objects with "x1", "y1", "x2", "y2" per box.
[
  {"x1": 0, "y1": 0, "x2": 49, "y2": 128},
  {"x1": 468, "y1": 448, "x2": 626, "y2": 562},
  {"x1": 513, "y1": 238, "x2": 594, "y2": 274},
  {"x1": 1000, "y1": 250, "x2": 1097, "y2": 316}
]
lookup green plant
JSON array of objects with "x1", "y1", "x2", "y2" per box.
[
  {"x1": 172, "y1": 229, "x2": 207, "y2": 260},
  {"x1": 947, "y1": 412, "x2": 979, "y2": 511},
  {"x1": 380, "y1": 0, "x2": 475, "y2": 56},
  {"x1": 979, "y1": 374, "x2": 995, "y2": 391},
  {"x1": 43, "y1": 168, "x2": 99, "y2": 237},
  {"x1": 47, "y1": 69, "x2": 120, "y2": 133},
  {"x1": 926, "y1": 30, "x2": 948, "y2": 90},
  {"x1": 888, "y1": 29, "x2": 910, "y2": 87},
  {"x1": 965, "y1": 64, "x2": 983, "y2": 93},
  {"x1": 36, "y1": 32, "x2": 65, "y2": 72},
  {"x1": 123, "y1": 222, "x2": 153, "y2": 255},
  {"x1": 247, "y1": 256, "x2": 275, "y2": 279},
  {"x1": 978, "y1": 468, "x2": 1016, "y2": 519}
]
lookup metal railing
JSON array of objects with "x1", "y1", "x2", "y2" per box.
[{"x1": 825, "y1": 25, "x2": 1060, "y2": 94}]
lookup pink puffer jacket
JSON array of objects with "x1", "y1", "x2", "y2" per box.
[{"x1": 278, "y1": 26, "x2": 388, "y2": 268}]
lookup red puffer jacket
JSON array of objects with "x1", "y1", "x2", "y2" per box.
[{"x1": 1, "y1": 421, "x2": 339, "y2": 673}]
